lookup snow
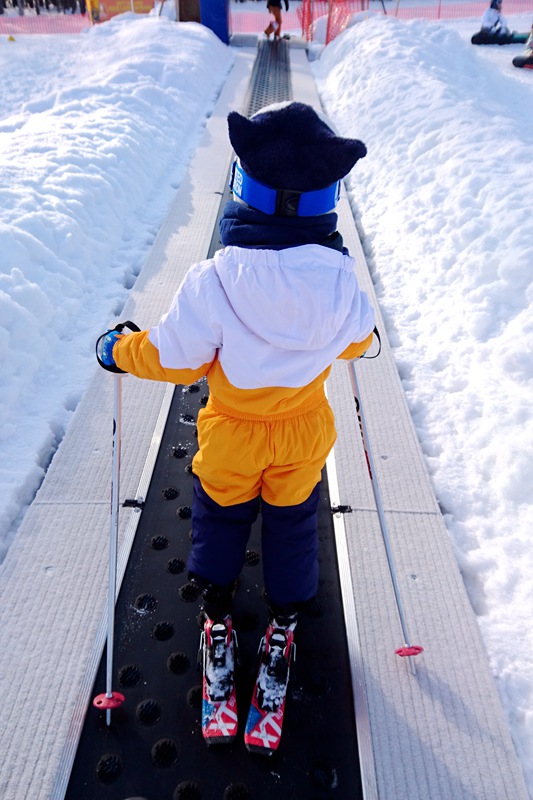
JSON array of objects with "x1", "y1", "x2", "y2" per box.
[
  {"x1": 0, "y1": 15, "x2": 234, "y2": 553},
  {"x1": 312, "y1": 11, "x2": 533, "y2": 788},
  {"x1": 0, "y1": 6, "x2": 532, "y2": 793}
]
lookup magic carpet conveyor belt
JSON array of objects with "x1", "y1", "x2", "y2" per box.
[{"x1": 64, "y1": 40, "x2": 365, "y2": 800}]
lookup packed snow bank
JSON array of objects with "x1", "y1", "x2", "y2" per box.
[
  {"x1": 313, "y1": 13, "x2": 533, "y2": 786},
  {"x1": 0, "y1": 16, "x2": 234, "y2": 558}
]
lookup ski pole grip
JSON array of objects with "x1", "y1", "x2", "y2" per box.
[{"x1": 115, "y1": 320, "x2": 141, "y2": 334}]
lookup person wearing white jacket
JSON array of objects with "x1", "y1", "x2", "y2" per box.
[
  {"x1": 472, "y1": 0, "x2": 515, "y2": 44},
  {"x1": 481, "y1": 0, "x2": 509, "y2": 34}
]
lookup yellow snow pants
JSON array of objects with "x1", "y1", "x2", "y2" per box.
[{"x1": 193, "y1": 397, "x2": 336, "y2": 507}]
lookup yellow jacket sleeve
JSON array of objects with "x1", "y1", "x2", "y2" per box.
[
  {"x1": 114, "y1": 330, "x2": 211, "y2": 385},
  {"x1": 337, "y1": 331, "x2": 374, "y2": 361}
]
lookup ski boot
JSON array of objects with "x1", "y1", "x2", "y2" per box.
[
  {"x1": 244, "y1": 613, "x2": 297, "y2": 755},
  {"x1": 199, "y1": 613, "x2": 238, "y2": 745}
]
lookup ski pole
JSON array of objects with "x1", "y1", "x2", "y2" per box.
[
  {"x1": 93, "y1": 374, "x2": 125, "y2": 724},
  {"x1": 347, "y1": 360, "x2": 423, "y2": 676}
]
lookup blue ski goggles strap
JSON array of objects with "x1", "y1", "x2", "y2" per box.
[{"x1": 229, "y1": 160, "x2": 341, "y2": 217}]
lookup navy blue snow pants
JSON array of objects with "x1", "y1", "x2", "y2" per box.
[{"x1": 187, "y1": 475, "x2": 320, "y2": 607}]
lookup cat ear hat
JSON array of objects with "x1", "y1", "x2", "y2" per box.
[{"x1": 227, "y1": 101, "x2": 367, "y2": 216}]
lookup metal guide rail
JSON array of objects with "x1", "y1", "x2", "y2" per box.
[{"x1": 65, "y1": 40, "x2": 364, "y2": 800}]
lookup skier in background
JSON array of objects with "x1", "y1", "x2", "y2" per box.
[
  {"x1": 513, "y1": 22, "x2": 533, "y2": 68},
  {"x1": 482, "y1": 0, "x2": 510, "y2": 34},
  {"x1": 96, "y1": 101, "x2": 374, "y2": 754},
  {"x1": 472, "y1": 0, "x2": 515, "y2": 44},
  {"x1": 264, "y1": 0, "x2": 288, "y2": 40}
]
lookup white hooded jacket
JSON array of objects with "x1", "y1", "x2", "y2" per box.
[
  {"x1": 147, "y1": 244, "x2": 375, "y2": 391},
  {"x1": 481, "y1": 6, "x2": 509, "y2": 32}
]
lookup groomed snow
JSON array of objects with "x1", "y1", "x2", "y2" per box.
[
  {"x1": 0, "y1": 16, "x2": 234, "y2": 555},
  {"x1": 312, "y1": 12, "x2": 533, "y2": 788}
]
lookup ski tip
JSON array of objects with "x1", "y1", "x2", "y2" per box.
[
  {"x1": 204, "y1": 734, "x2": 238, "y2": 747},
  {"x1": 245, "y1": 742, "x2": 276, "y2": 757}
]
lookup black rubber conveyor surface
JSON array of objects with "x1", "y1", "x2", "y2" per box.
[{"x1": 66, "y1": 40, "x2": 364, "y2": 800}]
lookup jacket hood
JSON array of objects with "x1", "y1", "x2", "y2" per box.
[{"x1": 213, "y1": 245, "x2": 367, "y2": 352}]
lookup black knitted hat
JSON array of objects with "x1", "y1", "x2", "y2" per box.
[{"x1": 227, "y1": 101, "x2": 367, "y2": 193}]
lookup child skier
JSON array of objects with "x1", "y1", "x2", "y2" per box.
[{"x1": 96, "y1": 101, "x2": 375, "y2": 754}]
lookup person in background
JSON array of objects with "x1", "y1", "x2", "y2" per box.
[
  {"x1": 472, "y1": 0, "x2": 515, "y2": 44},
  {"x1": 513, "y1": 22, "x2": 533, "y2": 68},
  {"x1": 264, "y1": 0, "x2": 288, "y2": 40},
  {"x1": 481, "y1": 0, "x2": 510, "y2": 35}
]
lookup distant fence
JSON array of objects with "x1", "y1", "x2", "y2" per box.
[
  {"x1": 299, "y1": 0, "x2": 533, "y2": 43},
  {"x1": 231, "y1": 0, "x2": 532, "y2": 43},
  {"x1": 391, "y1": 0, "x2": 532, "y2": 19},
  {"x1": 299, "y1": 0, "x2": 369, "y2": 43},
  {"x1": 86, "y1": 0, "x2": 152, "y2": 22},
  {"x1": 0, "y1": 0, "x2": 152, "y2": 33},
  {"x1": 0, "y1": 7, "x2": 90, "y2": 33},
  {"x1": 2, "y1": 0, "x2": 531, "y2": 38}
]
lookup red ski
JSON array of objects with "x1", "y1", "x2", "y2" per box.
[
  {"x1": 200, "y1": 615, "x2": 238, "y2": 745},
  {"x1": 244, "y1": 622, "x2": 295, "y2": 755}
]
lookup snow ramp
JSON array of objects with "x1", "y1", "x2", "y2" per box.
[{"x1": 0, "y1": 36, "x2": 528, "y2": 800}]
